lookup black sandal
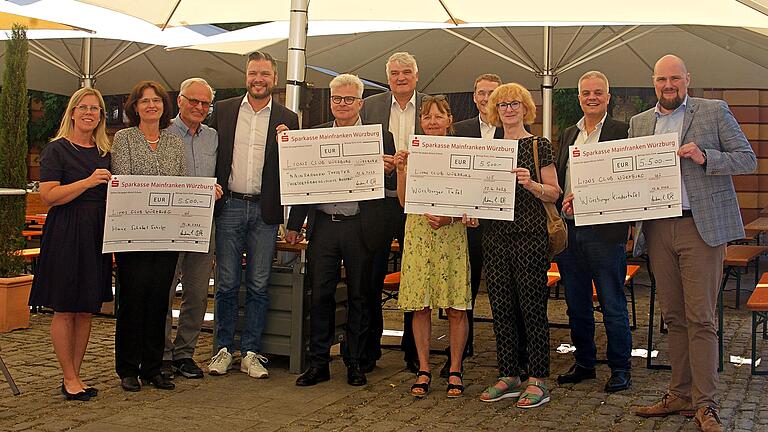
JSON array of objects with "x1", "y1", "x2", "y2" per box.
[
  {"x1": 446, "y1": 371, "x2": 464, "y2": 398},
  {"x1": 410, "y1": 370, "x2": 431, "y2": 398}
]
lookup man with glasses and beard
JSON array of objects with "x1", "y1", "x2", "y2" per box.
[
  {"x1": 206, "y1": 51, "x2": 299, "y2": 379},
  {"x1": 628, "y1": 55, "x2": 755, "y2": 432}
]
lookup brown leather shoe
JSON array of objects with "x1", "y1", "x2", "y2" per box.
[
  {"x1": 695, "y1": 406, "x2": 724, "y2": 432},
  {"x1": 633, "y1": 393, "x2": 695, "y2": 418}
]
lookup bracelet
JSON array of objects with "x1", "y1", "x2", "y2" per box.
[{"x1": 539, "y1": 183, "x2": 545, "y2": 199}]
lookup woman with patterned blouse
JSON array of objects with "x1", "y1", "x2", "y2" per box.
[
  {"x1": 111, "y1": 81, "x2": 187, "y2": 392},
  {"x1": 394, "y1": 96, "x2": 479, "y2": 398},
  {"x1": 479, "y1": 83, "x2": 562, "y2": 408}
]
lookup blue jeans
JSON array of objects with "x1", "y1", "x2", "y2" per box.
[
  {"x1": 557, "y1": 221, "x2": 632, "y2": 371},
  {"x1": 214, "y1": 198, "x2": 278, "y2": 354}
]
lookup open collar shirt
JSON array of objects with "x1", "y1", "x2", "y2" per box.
[{"x1": 228, "y1": 95, "x2": 272, "y2": 195}]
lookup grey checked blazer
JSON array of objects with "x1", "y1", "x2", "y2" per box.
[
  {"x1": 360, "y1": 90, "x2": 426, "y2": 137},
  {"x1": 631, "y1": 97, "x2": 756, "y2": 253}
]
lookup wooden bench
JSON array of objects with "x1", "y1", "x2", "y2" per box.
[
  {"x1": 13, "y1": 248, "x2": 40, "y2": 274},
  {"x1": 746, "y1": 273, "x2": 768, "y2": 375},
  {"x1": 381, "y1": 271, "x2": 400, "y2": 305},
  {"x1": 21, "y1": 230, "x2": 42, "y2": 240},
  {"x1": 721, "y1": 245, "x2": 768, "y2": 309}
]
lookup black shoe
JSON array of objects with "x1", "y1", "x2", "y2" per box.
[
  {"x1": 61, "y1": 382, "x2": 91, "y2": 401},
  {"x1": 173, "y1": 358, "x2": 204, "y2": 379},
  {"x1": 141, "y1": 374, "x2": 175, "y2": 390},
  {"x1": 347, "y1": 364, "x2": 367, "y2": 386},
  {"x1": 295, "y1": 366, "x2": 331, "y2": 386},
  {"x1": 604, "y1": 370, "x2": 631, "y2": 393},
  {"x1": 557, "y1": 364, "x2": 597, "y2": 384},
  {"x1": 405, "y1": 358, "x2": 419, "y2": 374},
  {"x1": 120, "y1": 377, "x2": 141, "y2": 392},
  {"x1": 360, "y1": 362, "x2": 375, "y2": 374},
  {"x1": 83, "y1": 386, "x2": 98, "y2": 397},
  {"x1": 161, "y1": 360, "x2": 175, "y2": 380}
]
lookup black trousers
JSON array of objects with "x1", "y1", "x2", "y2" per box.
[
  {"x1": 308, "y1": 213, "x2": 372, "y2": 367},
  {"x1": 365, "y1": 198, "x2": 409, "y2": 365},
  {"x1": 115, "y1": 251, "x2": 178, "y2": 379}
]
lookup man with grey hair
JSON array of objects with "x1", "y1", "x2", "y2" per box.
[
  {"x1": 360, "y1": 52, "x2": 426, "y2": 373},
  {"x1": 163, "y1": 77, "x2": 222, "y2": 379},
  {"x1": 285, "y1": 73, "x2": 396, "y2": 386},
  {"x1": 555, "y1": 71, "x2": 632, "y2": 393}
]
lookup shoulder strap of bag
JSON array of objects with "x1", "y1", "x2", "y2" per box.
[{"x1": 531, "y1": 136, "x2": 542, "y2": 183}]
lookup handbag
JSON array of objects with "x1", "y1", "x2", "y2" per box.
[{"x1": 531, "y1": 137, "x2": 568, "y2": 260}]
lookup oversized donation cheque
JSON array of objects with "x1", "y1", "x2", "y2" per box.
[
  {"x1": 569, "y1": 132, "x2": 682, "y2": 226},
  {"x1": 278, "y1": 124, "x2": 385, "y2": 205},
  {"x1": 103, "y1": 175, "x2": 216, "y2": 253},
  {"x1": 404, "y1": 134, "x2": 518, "y2": 221}
]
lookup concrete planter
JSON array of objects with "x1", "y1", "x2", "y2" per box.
[{"x1": 0, "y1": 275, "x2": 33, "y2": 332}]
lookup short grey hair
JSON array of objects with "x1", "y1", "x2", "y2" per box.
[
  {"x1": 578, "y1": 70, "x2": 609, "y2": 94},
  {"x1": 179, "y1": 77, "x2": 214, "y2": 99},
  {"x1": 386, "y1": 52, "x2": 418, "y2": 75},
  {"x1": 329, "y1": 74, "x2": 364, "y2": 98}
]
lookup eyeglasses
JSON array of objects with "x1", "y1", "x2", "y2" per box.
[
  {"x1": 496, "y1": 101, "x2": 522, "y2": 110},
  {"x1": 74, "y1": 105, "x2": 102, "y2": 113},
  {"x1": 180, "y1": 94, "x2": 212, "y2": 108},
  {"x1": 137, "y1": 97, "x2": 163, "y2": 105},
  {"x1": 330, "y1": 95, "x2": 360, "y2": 105}
]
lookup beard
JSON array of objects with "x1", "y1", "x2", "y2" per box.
[
  {"x1": 248, "y1": 83, "x2": 273, "y2": 100},
  {"x1": 658, "y1": 92, "x2": 684, "y2": 111}
]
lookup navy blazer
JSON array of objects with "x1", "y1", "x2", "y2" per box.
[
  {"x1": 286, "y1": 121, "x2": 397, "y2": 252},
  {"x1": 555, "y1": 116, "x2": 630, "y2": 243},
  {"x1": 210, "y1": 95, "x2": 300, "y2": 224}
]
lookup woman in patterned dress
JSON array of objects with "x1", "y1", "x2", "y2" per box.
[
  {"x1": 394, "y1": 96, "x2": 479, "y2": 398},
  {"x1": 479, "y1": 83, "x2": 562, "y2": 408},
  {"x1": 111, "y1": 81, "x2": 187, "y2": 392}
]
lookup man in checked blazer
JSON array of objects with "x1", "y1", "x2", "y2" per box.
[
  {"x1": 555, "y1": 71, "x2": 632, "y2": 393},
  {"x1": 359, "y1": 52, "x2": 426, "y2": 373},
  {"x1": 207, "y1": 51, "x2": 300, "y2": 379},
  {"x1": 629, "y1": 55, "x2": 755, "y2": 432}
]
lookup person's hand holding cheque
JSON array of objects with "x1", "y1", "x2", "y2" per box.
[
  {"x1": 284, "y1": 229, "x2": 305, "y2": 245},
  {"x1": 561, "y1": 193, "x2": 575, "y2": 217}
]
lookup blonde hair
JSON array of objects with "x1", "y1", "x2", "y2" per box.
[
  {"x1": 329, "y1": 73, "x2": 364, "y2": 97},
  {"x1": 53, "y1": 87, "x2": 110, "y2": 156},
  {"x1": 486, "y1": 83, "x2": 536, "y2": 127}
]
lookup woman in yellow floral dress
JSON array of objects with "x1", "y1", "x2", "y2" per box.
[{"x1": 394, "y1": 95, "x2": 479, "y2": 398}]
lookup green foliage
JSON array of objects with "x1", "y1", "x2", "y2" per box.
[
  {"x1": 552, "y1": 88, "x2": 581, "y2": 138},
  {"x1": 28, "y1": 91, "x2": 69, "y2": 149},
  {"x1": 0, "y1": 25, "x2": 29, "y2": 277}
]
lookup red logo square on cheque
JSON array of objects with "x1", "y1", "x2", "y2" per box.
[
  {"x1": 572, "y1": 147, "x2": 581, "y2": 157},
  {"x1": 280, "y1": 134, "x2": 288, "y2": 142},
  {"x1": 111, "y1": 178, "x2": 119, "y2": 187},
  {"x1": 412, "y1": 138, "x2": 420, "y2": 147}
]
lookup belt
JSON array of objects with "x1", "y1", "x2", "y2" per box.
[
  {"x1": 319, "y1": 212, "x2": 360, "y2": 222},
  {"x1": 229, "y1": 191, "x2": 260, "y2": 202},
  {"x1": 680, "y1": 209, "x2": 693, "y2": 218}
]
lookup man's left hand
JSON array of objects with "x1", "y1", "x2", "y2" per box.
[
  {"x1": 678, "y1": 142, "x2": 706, "y2": 165},
  {"x1": 214, "y1": 183, "x2": 223, "y2": 200}
]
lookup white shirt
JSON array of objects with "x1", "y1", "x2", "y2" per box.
[
  {"x1": 654, "y1": 95, "x2": 690, "y2": 209},
  {"x1": 229, "y1": 95, "x2": 272, "y2": 195},
  {"x1": 479, "y1": 115, "x2": 496, "y2": 140},
  {"x1": 563, "y1": 113, "x2": 606, "y2": 219},
  {"x1": 389, "y1": 92, "x2": 416, "y2": 151}
]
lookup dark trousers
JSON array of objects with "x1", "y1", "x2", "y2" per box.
[
  {"x1": 366, "y1": 198, "x2": 409, "y2": 365},
  {"x1": 308, "y1": 213, "x2": 372, "y2": 367},
  {"x1": 115, "y1": 251, "x2": 178, "y2": 379},
  {"x1": 557, "y1": 221, "x2": 631, "y2": 371}
]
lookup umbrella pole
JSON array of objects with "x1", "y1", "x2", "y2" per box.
[
  {"x1": 80, "y1": 37, "x2": 92, "y2": 88},
  {"x1": 541, "y1": 26, "x2": 553, "y2": 140},
  {"x1": 285, "y1": 0, "x2": 308, "y2": 121}
]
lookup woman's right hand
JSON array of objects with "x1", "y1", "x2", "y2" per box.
[
  {"x1": 394, "y1": 150, "x2": 409, "y2": 173},
  {"x1": 86, "y1": 168, "x2": 111, "y2": 188}
]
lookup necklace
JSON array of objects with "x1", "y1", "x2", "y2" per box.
[{"x1": 145, "y1": 136, "x2": 160, "y2": 144}]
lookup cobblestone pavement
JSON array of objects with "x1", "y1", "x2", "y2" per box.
[{"x1": 1, "y1": 266, "x2": 767, "y2": 432}]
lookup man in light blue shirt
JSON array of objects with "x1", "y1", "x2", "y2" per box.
[{"x1": 163, "y1": 77, "x2": 221, "y2": 379}]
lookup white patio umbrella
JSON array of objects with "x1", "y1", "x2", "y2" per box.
[
  {"x1": 0, "y1": 1, "x2": 93, "y2": 32},
  {"x1": 78, "y1": 0, "x2": 768, "y2": 138}
]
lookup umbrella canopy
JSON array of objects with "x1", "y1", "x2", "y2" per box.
[
  {"x1": 0, "y1": 1, "x2": 93, "y2": 32},
  {"x1": 78, "y1": 0, "x2": 768, "y2": 28}
]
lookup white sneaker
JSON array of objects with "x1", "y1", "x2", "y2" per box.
[
  {"x1": 241, "y1": 351, "x2": 269, "y2": 378},
  {"x1": 208, "y1": 348, "x2": 233, "y2": 376}
]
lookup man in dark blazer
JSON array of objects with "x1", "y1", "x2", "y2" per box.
[
  {"x1": 359, "y1": 52, "x2": 426, "y2": 372},
  {"x1": 554, "y1": 71, "x2": 632, "y2": 393},
  {"x1": 440, "y1": 73, "x2": 504, "y2": 378},
  {"x1": 285, "y1": 74, "x2": 395, "y2": 387},
  {"x1": 206, "y1": 51, "x2": 300, "y2": 379}
]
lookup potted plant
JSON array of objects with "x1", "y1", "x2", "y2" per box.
[{"x1": 0, "y1": 25, "x2": 32, "y2": 332}]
